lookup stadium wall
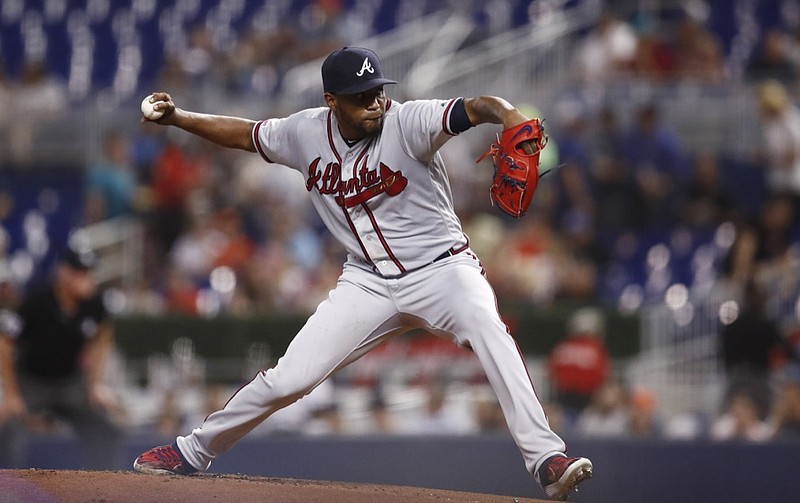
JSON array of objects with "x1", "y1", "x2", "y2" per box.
[{"x1": 24, "y1": 435, "x2": 800, "y2": 503}]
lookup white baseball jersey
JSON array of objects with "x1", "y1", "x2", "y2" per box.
[
  {"x1": 175, "y1": 97, "x2": 567, "y2": 483},
  {"x1": 251, "y1": 98, "x2": 468, "y2": 277}
]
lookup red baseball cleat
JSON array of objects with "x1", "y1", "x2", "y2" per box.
[
  {"x1": 536, "y1": 454, "x2": 593, "y2": 500},
  {"x1": 133, "y1": 443, "x2": 198, "y2": 475}
]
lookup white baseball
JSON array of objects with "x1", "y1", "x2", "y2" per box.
[{"x1": 140, "y1": 94, "x2": 164, "y2": 120}]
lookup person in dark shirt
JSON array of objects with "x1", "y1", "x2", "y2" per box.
[
  {"x1": 619, "y1": 103, "x2": 690, "y2": 230},
  {"x1": 0, "y1": 246, "x2": 122, "y2": 469},
  {"x1": 720, "y1": 280, "x2": 795, "y2": 419},
  {"x1": 744, "y1": 29, "x2": 797, "y2": 86}
]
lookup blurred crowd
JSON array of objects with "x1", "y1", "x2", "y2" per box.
[
  {"x1": 122, "y1": 303, "x2": 800, "y2": 445},
  {"x1": 62, "y1": 7, "x2": 800, "y2": 316},
  {"x1": 4, "y1": 1, "x2": 800, "y2": 468},
  {"x1": 544, "y1": 304, "x2": 800, "y2": 443}
]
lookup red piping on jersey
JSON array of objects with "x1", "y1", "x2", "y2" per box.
[
  {"x1": 480, "y1": 261, "x2": 542, "y2": 402},
  {"x1": 348, "y1": 122, "x2": 405, "y2": 272},
  {"x1": 327, "y1": 110, "x2": 373, "y2": 264},
  {"x1": 352, "y1": 140, "x2": 371, "y2": 178},
  {"x1": 252, "y1": 120, "x2": 273, "y2": 163},
  {"x1": 210, "y1": 370, "x2": 264, "y2": 422},
  {"x1": 513, "y1": 336, "x2": 544, "y2": 403},
  {"x1": 451, "y1": 234, "x2": 470, "y2": 256},
  {"x1": 361, "y1": 203, "x2": 406, "y2": 273},
  {"x1": 334, "y1": 142, "x2": 372, "y2": 206},
  {"x1": 441, "y1": 99, "x2": 456, "y2": 136}
]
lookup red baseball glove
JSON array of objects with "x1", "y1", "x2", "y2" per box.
[{"x1": 477, "y1": 118, "x2": 548, "y2": 218}]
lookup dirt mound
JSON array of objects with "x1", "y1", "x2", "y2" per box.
[{"x1": 1, "y1": 469, "x2": 548, "y2": 503}]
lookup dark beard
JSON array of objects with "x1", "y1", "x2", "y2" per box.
[{"x1": 361, "y1": 117, "x2": 383, "y2": 138}]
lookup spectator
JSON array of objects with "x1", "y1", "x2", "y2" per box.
[
  {"x1": 574, "y1": 380, "x2": 629, "y2": 438},
  {"x1": 548, "y1": 100, "x2": 596, "y2": 233},
  {"x1": 674, "y1": 14, "x2": 725, "y2": 84},
  {"x1": 473, "y1": 385, "x2": 508, "y2": 434},
  {"x1": 362, "y1": 386, "x2": 397, "y2": 435},
  {"x1": 12, "y1": 59, "x2": 68, "y2": 114},
  {"x1": 170, "y1": 205, "x2": 227, "y2": 283},
  {"x1": 163, "y1": 269, "x2": 201, "y2": 315},
  {"x1": 306, "y1": 401, "x2": 343, "y2": 436},
  {"x1": 492, "y1": 214, "x2": 560, "y2": 304},
  {"x1": 721, "y1": 195, "x2": 797, "y2": 286},
  {"x1": 573, "y1": 11, "x2": 638, "y2": 84},
  {"x1": 558, "y1": 213, "x2": 609, "y2": 303},
  {"x1": 557, "y1": 248, "x2": 601, "y2": 302},
  {"x1": 0, "y1": 57, "x2": 9, "y2": 145},
  {"x1": 628, "y1": 388, "x2": 660, "y2": 437},
  {"x1": 131, "y1": 123, "x2": 166, "y2": 185},
  {"x1": 746, "y1": 29, "x2": 797, "y2": 86},
  {"x1": 289, "y1": 0, "x2": 351, "y2": 63},
  {"x1": 7, "y1": 59, "x2": 67, "y2": 165},
  {"x1": 755, "y1": 79, "x2": 800, "y2": 201},
  {"x1": 753, "y1": 195, "x2": 797, "y2": 270},
  {"x1": 719, "y1": 280, "x2": 792, "y2": 416},
  {"x1": 632, "y1": 22, "x2": 678, "y2": 82},
  {"x1": 662, "y1": 411, "x2": 708, "y2": 440},
  {"x1": 771, "y1": 376, "x2": 800, "y2": 439},
  {"x1": 588, "y1": 107, "x2": 637, "y2": 233},
  {"x1": 548, "y1": 308, "x2": 612, "y2": 416},
  {"x1": 84, "y1": 131, "x2": 138, "y2": 224},
  {"x1": 149, "y1": 139, "x2": 202, "y2": 254},
  {"x1": 154, "y1": 390, "x2": 187, "y2": 439},
  {"x1": 0, "y1": 210, "x2": 20, "y2": 310},
  {"x1": 678, "y1": 150, "x2": 737, "y2": 231},
  {"x1": 711, "y1": 388, "x2": 772, "y2": 442},
  {"x1": 0, "y1": 263, "x2": 19, "y2": 311},
  {"x1": 535, "y1": 101, "x2": 602, "y2": 302},
  {"x1": 406, "y1": 381, "x2": 473, "y2": 435},
  {"x1": 210, "y1": 207, "x2": 256, "y2": 273},
  {"x1": 541, "y1": 400, "x2": 567, "y2": 436},
  {"x1": 786, "y1": 26, "x2": 800, "y2": 75},
  {"x1": 0, "y1": 246, "x2": 123, "y2": 469},
  {"x1": 620, "y1": 103, "x2": 690, "y2": 230}
]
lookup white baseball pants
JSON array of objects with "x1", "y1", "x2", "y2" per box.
[{"x1": 177, "y1": 250, "x2": 566, "y2": 475}]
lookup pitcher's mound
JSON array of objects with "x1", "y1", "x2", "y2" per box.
[{"x1": 1, "y1": 469, "x2": 550, "y2": 503}]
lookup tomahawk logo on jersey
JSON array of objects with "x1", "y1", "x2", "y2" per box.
[{"x1": 305, "y1": 156, "x2": 408, "y2": 207}]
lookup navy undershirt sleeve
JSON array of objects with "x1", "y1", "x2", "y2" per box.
[{"x1": 449, "y1": 97, "x2": 474, "y2": 134}]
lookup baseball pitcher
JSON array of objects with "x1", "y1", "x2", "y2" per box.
[{"x1": 132, "y1": 47, "x2": 592, "y2": 500}]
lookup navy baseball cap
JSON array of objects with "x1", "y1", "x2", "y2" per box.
[{"x1": 322, "y1": 47, "x2": 397, "y2": 95}]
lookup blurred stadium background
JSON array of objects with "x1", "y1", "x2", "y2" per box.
[{"x1": 2, "y1": 0, "x2": 800, "y2": 501}]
